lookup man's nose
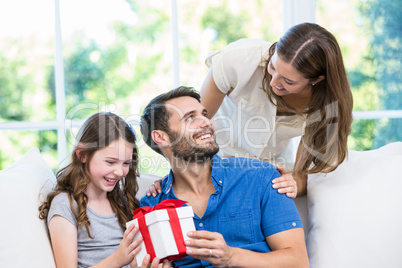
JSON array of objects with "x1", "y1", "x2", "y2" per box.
[{"x1": 198, "y1": 115, "x2": 212, "y2": 128}]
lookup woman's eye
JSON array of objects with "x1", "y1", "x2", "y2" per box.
[
  {"x1": 186, "y1": 115, "x2": 194, "y2": 121},
  {"x1": 269, "y1": 62, "x2": 275, "y2": 70},
  {"x1": 285, "y1": 80, "x2": 294, "y2": 85},
  {"x1": 106, "y1": 161, "x2": 114, "y2": 165}
]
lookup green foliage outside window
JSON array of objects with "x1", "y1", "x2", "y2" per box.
[
  {"x1": 0, "y1": 0, "x2": 400, "y2": 172},
  {"x1": 348, "y1": 0, "x2": 402, "y2": 150}
]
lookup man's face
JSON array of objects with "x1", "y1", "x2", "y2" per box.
[{"x1": 165, "y1": 96, "x2": 219, "y2": 162}]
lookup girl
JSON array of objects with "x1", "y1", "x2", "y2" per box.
[{"x1": 39, "y1": 112, "x2": 169, "y2": 268}]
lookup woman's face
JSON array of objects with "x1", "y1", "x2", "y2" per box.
[{"x1": 267, "y1": 51, "x2": 312, "y2": 98}]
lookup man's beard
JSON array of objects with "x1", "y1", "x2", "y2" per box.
[{"x1": 167, "y1": 128, "x2": 219, "y2": 163}]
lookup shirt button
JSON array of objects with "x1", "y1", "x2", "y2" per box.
[
  {"x1": 199, "y1": 222, "x2": 203, "y2": 227},
  {"x1": 219, "y1": 180, "x2": 222, "y2": 184},
  {"x1": 292, "y1": 222, "x2": 296, "y2": 227}
]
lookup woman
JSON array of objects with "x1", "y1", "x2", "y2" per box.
[{"x1": 200, "y1": 22, "x2": 353, "y2": 196}]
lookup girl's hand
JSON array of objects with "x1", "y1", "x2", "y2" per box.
[
  {"x1": 146, "y1": 179, "x2": 163, "y2": 197},
  {"x1": 272, "y1": 166, "x2": 298, "y2": 198},
  {"x1": 115, "y1": 224, "x2": 143, "y2": 267},
  {"x1": 138, "y1": 255, "x2": 172, "y2": 268}
]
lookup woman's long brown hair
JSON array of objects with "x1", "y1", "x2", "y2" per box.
[
  {"x1": 39, "y1": 112, "x2": 140, "y2": 237},
  {"x1": 262, "y1": 23, "x2": 353, "y2": 177}
]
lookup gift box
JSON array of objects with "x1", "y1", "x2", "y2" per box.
[{"x1": 126, "y1": 199, "x2": 196, "y2": 266}]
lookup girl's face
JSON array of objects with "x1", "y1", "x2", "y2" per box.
[
  {"x1": 86, "y1": 137, "x2": 133, "y2": 196},
  {"x1": 267, "y1": 51, "x2": 312, "y2": 98}
]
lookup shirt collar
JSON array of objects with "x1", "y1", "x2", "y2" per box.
[
  {"x1": 162, "y1": 171, "x2": 174, "y2": 194},
  {"x1": 211, "y1": 154, "x2": 224, "y2": 188}
]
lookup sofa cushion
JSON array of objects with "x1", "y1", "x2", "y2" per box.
[
  {"x1": 0, "y1": 148, "x2": 56, "y2": 267},
  {"x1": 306, "y1": 142, "x2": 402, "y2": 268}
]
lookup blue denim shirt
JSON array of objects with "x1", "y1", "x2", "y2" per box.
[{"x1": 140, "y1": 155, "x2": 302, "y2": 267}]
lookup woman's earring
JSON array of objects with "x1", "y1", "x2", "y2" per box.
[{"x1": 312, "y1": 83, "x2": 316, "y2": 86}]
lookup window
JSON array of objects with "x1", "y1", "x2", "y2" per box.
[
  {"x1": 0, "y1": 0, "x2": 400, "y2": 173},
  {"x1": 316, "y1": 0, "x2": 402, "y2": 150},
  {"x1": 0, "y1": 0, "x2": 57, "y2": 169}
]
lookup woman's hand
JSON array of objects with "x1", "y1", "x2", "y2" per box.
[
  {"x1": 146, "y1": 179, "x2": 163, "y2": 197},
  {"x1": 272, "y1": 166, "x2": 298, "y2": 198}
]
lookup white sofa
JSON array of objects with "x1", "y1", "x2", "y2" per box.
[{"x1": 1, "y1": 142, "x2": 401, "y2": 268}]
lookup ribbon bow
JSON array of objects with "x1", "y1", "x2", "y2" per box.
[
  {"x1": 132, "y1": 199, "x2": 187, "y2": 220},
  {"x1": 133, "y1": 199, "x2": 188, "y2": 262}
]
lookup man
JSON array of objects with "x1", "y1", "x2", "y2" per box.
[{"x1": 140, "y1": 86, "x2": 308, "y2": 267}]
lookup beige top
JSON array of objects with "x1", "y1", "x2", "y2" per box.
[{"x1": 205, "y1": 38, "x2": 305, "y2": 167}]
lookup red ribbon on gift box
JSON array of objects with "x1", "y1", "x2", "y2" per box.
[{"x1": 132, "y1": 199, "x2": 188, "y2": 262}]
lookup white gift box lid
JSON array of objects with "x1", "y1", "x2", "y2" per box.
[
  {"x1": 145, "y1": 206, "x2": 194, "y2": 225},
  {"x1": 126, "y1": 205, "x2": 195, "y2": 266}
]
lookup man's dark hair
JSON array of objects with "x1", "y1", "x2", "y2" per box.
[{"x1": 140, "y1": 86, "x2": 201, "y2": 155}]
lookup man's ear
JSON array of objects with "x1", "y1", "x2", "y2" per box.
[
  {"x1": 151, "y1": 130, "x2": 170, "y2": 148},
  {"x1": 75, "y1": 143, "x2": 86, "y2": 163}
]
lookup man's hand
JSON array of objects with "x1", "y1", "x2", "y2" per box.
[
  {"x1": 184, "y1": 230, "x2": 234, "y2": 268},
  {"x1": 184, "y1": 228, "x2": 309, "y2": 268}
]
